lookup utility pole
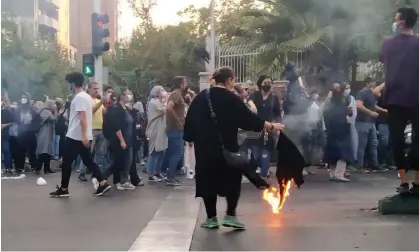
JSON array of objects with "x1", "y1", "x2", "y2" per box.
[
  {"x1": 93, "y1": 0, "x2": 103, "y2": 94},
  {"x1": 209, "y1": 0, "x2": 216, "y2": 72}
]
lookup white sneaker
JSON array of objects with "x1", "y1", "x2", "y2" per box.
[
  {"x1": 92, "y1": 178, "x2": 99, "y2": 190},
  {"x1": 302, "y1": 169, "x2": 309, "y2": 176},
  {"x1": 122, "y1": 182, "x2": 136, "y2": 190},
  {"x1": 116, "y1": 183, "x2": 126, "y2": 190},
  {"x1": 256, "y1": 167, "x2": 261, "y2": 174},
  {"x1": 140, "y1": 160, "x2": 146, "y2": 166}
]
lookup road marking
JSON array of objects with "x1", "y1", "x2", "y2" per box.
[{"x1": 129, "y1": 187, "x2": 200, "y2": 251}]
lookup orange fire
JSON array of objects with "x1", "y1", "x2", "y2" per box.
[{"x1": 262, "y1": 179, "x2": 293, "y2": 214}]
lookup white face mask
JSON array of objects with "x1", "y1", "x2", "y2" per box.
[
  {"x1": 311, "y1": 94, "x2": 319, "y2": 100},
  {"x1": 344, "y1": 89, "x2": 351, "y2": 97},
  {"x1": 21, "y1": 98, "x2": 28, "y2": 104}
]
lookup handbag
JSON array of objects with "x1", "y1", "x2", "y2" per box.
[{"x1": 206, "y1": 89, "x2": 250, "y2": 169}]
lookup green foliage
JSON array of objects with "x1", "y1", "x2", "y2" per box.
[{"x1": 1, "y1": 13, "x2": 73, "y2": 101}]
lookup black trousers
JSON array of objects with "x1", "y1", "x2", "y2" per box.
[
  {"x1": 13, "y1": 134, "x2": 37, "y2": 170},
  {"x1": 203, "y1": 192, "x2": 241, "y2": 219},
  {"x1": 130, "y1": 143, "x2": 141, "y2": 184},
  {"x1": 387, "y1": 105, "x2": 419, "y2": 171},
  {"x1": 36, "y1": 153, "x2": 51, "y2": 172},
  {"x1": 61, "y1": 137, "x2": 103, "y2": 188}
]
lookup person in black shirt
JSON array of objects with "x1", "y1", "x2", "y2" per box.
[
  {"x1": 103, "y1": 90, "x2": 136, "y2": 190},
  {"x1": 248, "y1": 75, "x2": 281, "y2": 179},
  {"x1": 127, "y1": 96, "x2": 144, "y2": 186},
  {"x1": 355, "y1": 77, "x2": 387, "y2": 173},
  {"x1": 1, "y1": 92, "x2": 15, "y2": 174}
]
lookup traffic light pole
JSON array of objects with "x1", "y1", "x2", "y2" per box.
[{"x1": 93, "y1": 0, "x2": 103, "y2": 94}]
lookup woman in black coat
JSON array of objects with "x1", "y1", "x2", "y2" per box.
[{"x1": 184, "y1": 67, "x2": 284, "y2": 230}]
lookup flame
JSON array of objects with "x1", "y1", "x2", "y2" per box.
[{"x1": 262, "y1": 179, "x2": 293, "y2": 214}]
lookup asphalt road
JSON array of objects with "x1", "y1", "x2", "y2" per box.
[{"x1": 2, "y1": 168, "x2": 419, "y2": 251}]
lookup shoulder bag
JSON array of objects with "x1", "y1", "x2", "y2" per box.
[{"x1": 206, "y1": 89, "x2": 250, "y2": 170}]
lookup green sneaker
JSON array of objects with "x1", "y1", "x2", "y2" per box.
[
  {"x1": 201, "y1": 217, "x2": 219, "y2": 229},
  {"x1": 222, "y1": 215, "x2": 245, "y2": 230}
]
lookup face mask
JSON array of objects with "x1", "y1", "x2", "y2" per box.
[
  {"x1": 21, "y1": 98, "x2": 28, "y2": 104},
  {"x1": 312, "y1": 94, "x2": 319, "y2": 100},
  {"x1": 261, "y1": 85, "x2": 271, "y2": 92},
  {"x1": 343, "y1": 89, "x2": 351, "y2": 96},
  {"x1": 392, "y1": 22, "x2": 400, "y2": 34}
]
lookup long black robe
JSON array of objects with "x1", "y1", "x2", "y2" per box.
[{"x1": 184, "y1": 87, "x2": 265, "y2": 198}]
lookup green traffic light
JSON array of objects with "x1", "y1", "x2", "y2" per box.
[{"x1": 83, "y1": 65, "x2": 94, "y2": 77}]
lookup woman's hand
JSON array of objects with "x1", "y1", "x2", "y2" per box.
[{"x1": 273, "y1": 123, "x2": 285, "y2": 131}]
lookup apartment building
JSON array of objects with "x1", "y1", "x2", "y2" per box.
[
  {"x1": 2, "y1": 0, "x2": 70, "y2": 49},
  {"x1": 70, "y1": 0, "x2": 119, "y2": 70}
]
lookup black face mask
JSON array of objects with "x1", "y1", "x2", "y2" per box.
[{"x1": 262, "y1": 85, "x2": 271, "y2": 92}]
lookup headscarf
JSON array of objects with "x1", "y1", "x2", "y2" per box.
[{"x1": 147, "y1": 85, "x2": 163, "y2": 110}]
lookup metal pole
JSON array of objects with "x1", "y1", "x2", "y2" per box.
[
  {"x1": 93, "y1": 0, "x2": 103, "y2": 94},
  {"x1": 210, "y1": 0, "x2": 216, "y2": 72}
]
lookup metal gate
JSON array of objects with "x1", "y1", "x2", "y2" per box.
[{"x1": 216, "y1": 44, "x2": 306, "y2": 84}]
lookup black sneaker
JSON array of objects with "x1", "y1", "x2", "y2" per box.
[
  {"x1": 410, "y1": 183, "x2": 419, "y2": 196},
  {"x1": 149, "y1": 175, "x2": 162, "y2": 182},
  {"x1": 166, "y1": 178, "x2": 180, "y2": 186},
  {"x1": 156, "y1": 173, "x2": 165, "y2": 180},
  {"x1": 50, "y1": 186, "x2": 70, "y2": 198},
  {"x1": 94, "y1": 182, "x2": 112, "y2": 196},
  {"x1": 397, "y1": 183, "x2": 410, "y2": 194},
  {"x1": 132, "y1": 178, "x2": 145, "y2": 186},
  {"x1": 78, "y1": 173, "x2": 88, "y2": 181}
]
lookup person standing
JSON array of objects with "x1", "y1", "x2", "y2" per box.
[
  {"x1": 1, "y1": 91, "x2": 15, "y2": 175},
  {"x1": 379, "y1": 7, "x2": 419, "y2": 195},
  {"x1": 50, "y1": 72, "x2": 111, "y2": 197},
  {"x1": 248, "y1": 75, "x2": 281, "y2": 179},
  {"x1": 184, "y1": 67, "x2": 284, "y2": 229},
  {"x1": 105, "y1": 90, "x2": 136, "y2": 190},
  {"x1": 165, "y1": 76, "x2": 195, "y2": 186},
  {"x1": 35, "y1": 100, "x2": 56, "y2": 174},
  {"x1": 355, "y1": 77, "x2": 388, "y2": 173}
]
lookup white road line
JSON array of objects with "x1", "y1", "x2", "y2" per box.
[{"x1": 129, "y1": 187, "x2": 200, "y2": 251}]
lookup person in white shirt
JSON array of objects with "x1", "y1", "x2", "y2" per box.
[{"x1": 50, "y1": 72, "x2": 112, "y2": 198}]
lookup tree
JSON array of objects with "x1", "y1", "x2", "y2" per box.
[
  {"x1": 1, "y1": 13, "x2": 73, "y2": 100},
  {"x1": 243, "y1": 0, "x2": 417, "y2": 81}
]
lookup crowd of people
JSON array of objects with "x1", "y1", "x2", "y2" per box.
[{"x1": 1, "y1": 5, "x2": 418, "y2": 229}]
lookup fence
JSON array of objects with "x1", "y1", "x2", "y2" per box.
[{"x1": 216, "y1": 44, "x2": 306, "y2": 84}]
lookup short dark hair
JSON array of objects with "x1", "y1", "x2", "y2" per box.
[
  {"x1": 172, "y1": 76, "x2": 186, "y2": 90},
  {"x1": 89, "y1": 82, "x2": 98, "y2": 89},
  {"x1": 256, "y1": 75, "x2": 273, "y2": 89},
  {"x1": 212, "y1": 67, "x2": 235, "y2": 85},
  {"x1": 397, "y1": 7, "x2": 418, "y2": 29},
  {"x1": 104, "y1": 85, "x2": 114, "y2": 92},
  {"x1": 234, "y1": 84, "x2": 244, "y2": 94},
  {"x1": 364, "y1": 77, "x2": 375, "y2": 85},
  {"x1": 65, "y1": 72, "x2": 84, "y2": 87}
]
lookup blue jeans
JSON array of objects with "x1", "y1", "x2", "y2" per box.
[
  {"x1": 356, "y1": 122, "x2": 379, "y2": 168},
  {"x1": 146, "y1": 150, "x2": 165, "y2": 174},
  {"x1": 251, "y1": 145, "x2": 271, "y2": 177},
  {"x1": 377, "y1": 124, "x2": 393, "y2": 165},
  {"x1": 53, "y1": 135, "x2": 60, "y2": 159},
  {"x1": 2, "y1": 139, "x2": 12, "y2": 169},
  {"x1": 166, "y1": 129, "x2": 184, "y2": 179}
]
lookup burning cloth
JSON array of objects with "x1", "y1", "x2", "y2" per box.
[{"x1": 276, "y1": 132, "x2": 305, "y2": 188}]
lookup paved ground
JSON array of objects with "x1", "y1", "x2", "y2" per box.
[
  {"x1": 191, "y1": 170, "x2": 419, "y2": 251},
  {"x1": 2, "y1": 167, "x2": 419, "y2": 251}
]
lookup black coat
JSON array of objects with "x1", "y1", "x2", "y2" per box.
[{"x1": 184, "y1": 87, "x2": 266, "y2": 198}]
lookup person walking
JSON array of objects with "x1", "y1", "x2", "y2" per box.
[{"x1": 50, "y1": 72, "x2": 111, "y2": 197}]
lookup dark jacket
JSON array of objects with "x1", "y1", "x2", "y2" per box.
[{"x1": 104, "y1": 104, "x2": 133, "y2": 148}]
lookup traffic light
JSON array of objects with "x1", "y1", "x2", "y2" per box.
[
  {"x1": 91, "y1": 13, "x2": 110, "y2": 56},
  {"x1": 82, "y1": 53, "x2": 95, "y2": 77}
]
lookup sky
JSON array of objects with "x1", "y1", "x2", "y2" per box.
[{"x1": 119, "y1": 0, "x2": 209, "y2": 39}]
